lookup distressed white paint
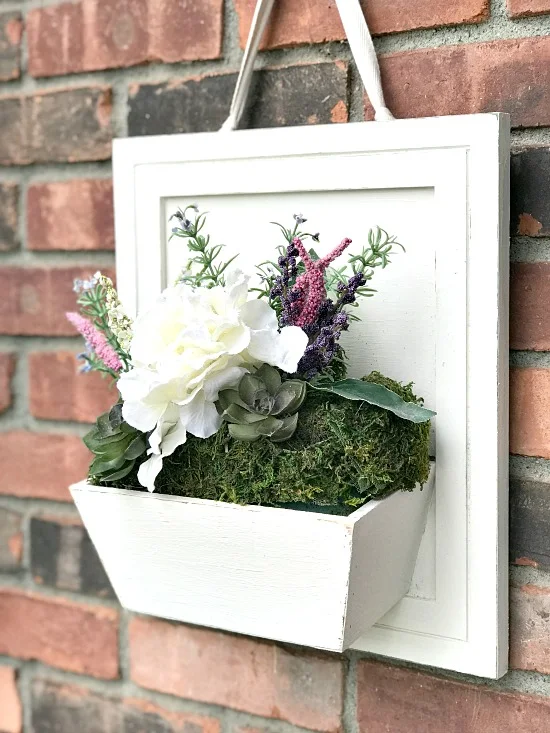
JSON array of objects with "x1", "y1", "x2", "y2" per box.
[
  {"x1": 109, "y1": 113, "x2": 509, "y2": 677},
  {"x1": 71, "y1": 466, "x2": 434, "y2": 653}
]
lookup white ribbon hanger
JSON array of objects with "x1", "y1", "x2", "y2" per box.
[{"x1": 221, "y1": 0, "x2": 394, "y2": 131}]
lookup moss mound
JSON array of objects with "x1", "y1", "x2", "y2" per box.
[{"x1": 101, "y1": 372, "x2": 431, "y2": 513}]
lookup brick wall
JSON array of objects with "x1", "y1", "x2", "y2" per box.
[{"x1": 1, "y1": 1, "x2": 550, "y2": 731}]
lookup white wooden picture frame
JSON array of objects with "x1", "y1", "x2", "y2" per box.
[{"x1": 112, "y1": 113, "x2": 510, "y2": 679}]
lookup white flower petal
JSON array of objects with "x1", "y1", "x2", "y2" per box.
[
  {"x1": 247, "y1": 325, "x2": 308, "y2": 374},
  {"x1": 240, "y1": 299, "x2": 279, "y2": 331},
  {"x1": 179, "y1": 393, "x2": 223, "y2": 439},
  {"x1": 202, "y1": 366, "x2": 248, "y2": 402},
  {"x1": 122, "y1": 399, "x2": 164, "y2": 432},
  {"x1": 137, "y1": 454, "x2": 163, "y2": 492},
  {"x1": 161, "y1": 419, "x2": 188, "y2": 458}
]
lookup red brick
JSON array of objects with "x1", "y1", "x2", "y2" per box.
[
  {"x1": 366, "y1": 37, "x2": 550, "y2": 128},
  {"x1": 510, "y1": 368, "x2": 550, "y2": 458},
  {"x1": 0, "y1": 431, "x2": 91, "y2": 501},
  {"x1": 511, "y1": 263, "x2": 550, "y2": 350},
  {"x1": 0, "y1": 589, "x2": 118, "y2": 679},
  {"x1": 32, "y1": 679, "x2": 221, "y2": 733},
  {"x1": 234, "y1": 0, "x2": 488, "y2": 49},
  {"x1": 0, "y1": 352, "x2": 15, "y2": 413},
  {"x1": 27, "y1": 180, "x2": 114, "y2": 251},
  {"x1": 0, "y1": 182, "x2": 18, "y2": 252},
  {"x1": 29, "y1": 351, "x2": 118, "y2": 423},
  {"x1": 508, "y1": 0, "x2": 550, "y2": 17},
  {"x1": 130, "y1": 616, "x2": 343, "y2": 732},
  {"x1": 511, "y1": 583, "x2": 550, "y2": 673},
  {"x1": 28, "y1": 0, "x2": 223, "y2": 78},
  {"x1": 0, "y1": 266, "x2": 114, "y2": 336},
  {"x1": 0, "y1": 87, "x2": 112, "y2": 166},
  {"x1": 0, "y1": 508, "x2": 22, "y2": 572},
  {"x1": 0, "y1": 667, "x2": 21, "y2": 733},
  {"x1": 0, "y1": 12, "x2": 22, "y2": 81},
  {"x1": 357, "y1": 659, "x2": 550, "y2": 732}
]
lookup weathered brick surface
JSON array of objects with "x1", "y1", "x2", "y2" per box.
[
  {"x1": 508, "y1": 0, "x2": 550, "y2": 17},
  {"x1": 0, "y1": 666, "x2": 21, "y2": 733},
  {"x1": 27, "y1": 179, "x2": 114, "y2": 251},
  {"x1": 511, "y1": 148, "x2": 550, "y2": 236},
  {"x1": 357, "y1": 659, "x2": 550, "y2": 731},
  {"x1": 366, "y1": 37, "x2": 550, "y2": 127},
  {"x1": 510, "y1": 368, "x2": 550, "y2": 458},
  {"x1": 0, "y1": 266, "x2": 114, "y2": 336},
  {"x1": 130, "y1": 616, "x2": 344, "y2": 732},
  {"x1": 28, "y1": 0, "x2": 223, "y2": 78},
  {"x1": 511, "y1": 263, "x2": 550, "y2": 350},
  {"x1": 235, "y1": 0, "x2": 488, "y2": 49},
  {"x1": 510, "y1": 583, "x2": 550, "y2": 674},
  {"x1": 0, "y1": 431, "x2": 90, "y2": 501},
  {"x1": 0, "y1": 508, "x2": 22, "y2": 572},
  {"x1": 0, "y1": 182, "x2": 18, "y2": 251},
  {"x1": 0, "y1": 12, "x2": 22, "y2": 81},
  {"x1": 31, "y1": 515, "x2": 114, "y2": 598},
  {"x1": 511, "y1": 478, "x2": 550, "y2": 568},
  {"x1": 0, "y1": 87, "x2": 112, "y2": 165},
  {"x1": 0, "y1": 352, "x2": 15, "y2": 413},
  {"x1": 0, "y1": 589, "x2": 119, "y2": 679},
  {"x1": 128, "y1": 63, "x2": 349, "y2": 136},
  {"x1": 32, "y1": 680, "x2": 221, "y2": 733},
  {"x1": 29, "y1": 351, "x2": 118, "y2": 422}
]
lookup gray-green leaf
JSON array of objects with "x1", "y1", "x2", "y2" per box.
[{"x1": 311, "y1": 379, "x2": 435, "y2": 423}]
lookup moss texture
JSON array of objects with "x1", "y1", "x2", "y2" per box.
[{"x1": 100, "y1": 372, "x2": 431, "y2": 514}]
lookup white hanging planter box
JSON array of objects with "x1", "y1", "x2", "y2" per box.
[{"x1": 70, "y1": 463, "x2": 434, "y2": 652}]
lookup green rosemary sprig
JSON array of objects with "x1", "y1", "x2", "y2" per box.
[{"x1": 170, "y1": 205, "x2": 238, "y2": 288}]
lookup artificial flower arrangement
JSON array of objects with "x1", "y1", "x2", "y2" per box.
[{"x1": 68, "y1": 208, "x2": 434, "y2": 514}]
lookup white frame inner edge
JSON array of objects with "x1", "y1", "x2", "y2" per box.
[{"x1": 113, "y1": 113, "x2": 510, "y2": 679}]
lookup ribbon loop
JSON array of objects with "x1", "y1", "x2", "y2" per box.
[{"x1": 221, "y1": 0, "x2": 393, "y2": 131}]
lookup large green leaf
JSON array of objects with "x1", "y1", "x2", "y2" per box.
[{"x1": 311, "y1": 379, "x2": 435, "y2": 423}]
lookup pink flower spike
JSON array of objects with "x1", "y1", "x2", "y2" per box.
[
  {"x1": 290, "y1": 237, "x2": 353, "y2": 328},
  {"x1": 66, "y1": 312, "x2": 123, "y2": 372}
]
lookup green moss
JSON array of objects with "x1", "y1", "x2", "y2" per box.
[{"x1": 99, "y1": 372, "x2": 431, "y2": 514}]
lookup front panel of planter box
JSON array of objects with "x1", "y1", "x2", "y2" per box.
[{"x1": 113, "y1": 116, "x2": 509, "y2": 678}]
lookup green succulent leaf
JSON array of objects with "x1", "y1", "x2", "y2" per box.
[
  {"x1": 123, "y1": 435, "x2": 148, "y2": 460},
  {"x1": 270, "y1": 412, "x2": 299, "y2": 442},
  {"x1": 228, "y1": 423, "x2": 263, "y2": 442},
  {"x1": 108, "y1": 403, "x2": 123, "y2": 429},
  {"x1": 96, "y1": 412, "x2": 121, "y2": 438},
  {"x1": 223, "y1": 403, "x2": 267, "y2": 424},
  {"x1": 238, "y1": 374, "x2": 265, "y2": 406},
  {"x1": 218, "y1": 389, "x2": 246, "y2": 411},
  {"x1": 101, "y1": 461, "x2": 136, "y2": 482},
  {"x1": 93, "y1": 435, "x2": 133, "y2": 460},
  {"x1": 254, "y1": 416, "x2": 284, "y2": 436},
  {"x1": 272, "y1": 380, "x2": 307, "y2": 416},
  {"x1": 311, "y1": 379, "x2": 435, "y2": 423},
  {"x1": 89, "y1": 454, "x2": 127, "y2": 475},
  {"x1": 255, "y1": 364, "x2": 281, "y2": 395}
]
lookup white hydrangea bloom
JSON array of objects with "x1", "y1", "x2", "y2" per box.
[{"x1": 118, "y1": 271, "x2": 307, "y2": 491}]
